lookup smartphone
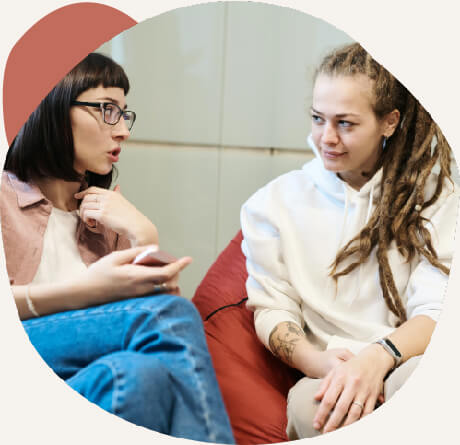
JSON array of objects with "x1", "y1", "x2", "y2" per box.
[{"x1": 133, "y1": 247, "x2": 177, "y2": 266}]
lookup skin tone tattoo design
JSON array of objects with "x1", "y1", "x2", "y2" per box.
[{"x1": 269, "y1": 322, "x2": 306, "y2": 364}]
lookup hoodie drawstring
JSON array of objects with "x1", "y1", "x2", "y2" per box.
[
  {"x1": 337, "y1": 182, "x2": 350, "y2": 253},
  {"x1": 365, "y1": 183, "x2": 374, "y2": 224},
  {"x1": 352, "y1": 182, "x2": 375, "y2": 306},
  {"x1": 328, "y1": 183, "x2": 350, "y2": 300}
]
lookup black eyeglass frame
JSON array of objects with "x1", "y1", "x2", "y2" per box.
[{"x1": 71, "y1": 101, "x2": 136, "y2": 130}]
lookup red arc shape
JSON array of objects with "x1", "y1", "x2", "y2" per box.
[{"x1": 3, "y1": 2, "x2": 137, "y2": 144}]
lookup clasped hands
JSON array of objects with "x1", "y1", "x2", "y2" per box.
[{"x1": 311, "y1": 344, "x2": 394, "y2": 434}]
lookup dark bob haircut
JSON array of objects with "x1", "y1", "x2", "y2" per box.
[{"x1": 5, "y1": 52, "x2": 130, "y2": 189}]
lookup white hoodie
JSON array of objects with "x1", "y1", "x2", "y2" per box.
[{"x1": 241, "y1": 137, "x2": 459, "y2": 354}]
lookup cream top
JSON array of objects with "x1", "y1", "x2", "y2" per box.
[{"x1": 31, "y1": 207, "x2": 88, "y2": 285}]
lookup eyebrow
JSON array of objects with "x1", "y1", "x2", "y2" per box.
[
  {"x1": 310, "y1": 107, "x2": 359, "y2": 118},
  {"x1": 96, "y1": 96, "x2": 128, "y2": 110}
]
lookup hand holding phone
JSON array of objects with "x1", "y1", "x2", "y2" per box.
[{"x1": 132, "y1": 246, "x2": 178, "y2": 266}]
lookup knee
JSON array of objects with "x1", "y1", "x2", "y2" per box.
[
  {"x1": 286, "y1": 377, "x2": 322, "y2": 439},
  {"x1": 66, "y1": 351, "x2": 167, "y2": 408},
  {"x1": 141, "y1": 293, "x2": 203, "y2": 332},
  {"x1": 160, "y1": 293, "x2": 200, "y2": 321},
  {"x1": 118, "y1": 351, "x2": 170, "y2": 384},
  {"x1": 160, "y1": 295, "x2": 206, "y2": 343},
  {"x1": 73, "y1": 351, "x2": 175, "y2": 431},
  {"x1": 100, "y1": 351, "x2": 173, "y2": 410},
  {"x1": 121, "y1": 294, "x2": 206, "y2": 352}
]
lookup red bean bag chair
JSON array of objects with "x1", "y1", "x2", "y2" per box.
[{"x1": 192, "y1": 231, "x2": 301, "y2": 444}]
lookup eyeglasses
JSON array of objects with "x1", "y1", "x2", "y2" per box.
[{"x1": 72, "y1": 101, "x2": 136, "y2": 131}]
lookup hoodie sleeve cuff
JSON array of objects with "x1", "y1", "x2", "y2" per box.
[{"x1": 254, "y1": 308, "x2": 304, "y2": 351}]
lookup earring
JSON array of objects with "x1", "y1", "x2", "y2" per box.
[{"x1": 382, "y1": 136, "x2": 387, "y2": 150}]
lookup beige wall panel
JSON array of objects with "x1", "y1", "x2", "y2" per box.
[
  {"x1": 221, "y1": 3, "x2": 352, "y2": 150},
  {"x1": 116, "y1": 142, "x2": 219, "y2": 299},
  {"x1": 269, "y1": 148, "x2": 315, "y2": 178},
  {"x1": 215, "y1": 148, "x2": 274, "y2": 252},
  {"x1": 109, "y1": 3, "x2": 226, "y2": 146},
  {"x1": 216, "y1": 147, "x2": 315, "y2": 253}
]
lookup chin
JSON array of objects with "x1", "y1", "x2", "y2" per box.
[
  {"x1": 88, "y1": 165, "x2": 113, "y2": 176},
  {"x1": 321, "y1": 159, "x2": 344, "y2": 173}
]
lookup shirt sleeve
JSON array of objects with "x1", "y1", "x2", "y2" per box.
[
  {"x1": 240, "y1": 185, "x2": 304, "y2": 350},
  {"x1": 405, "y1": 185, "x2": 459, "y2": 322}
]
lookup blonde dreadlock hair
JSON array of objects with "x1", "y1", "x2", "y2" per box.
[{"x1": 318, "y1": 43, "x2": 452, "y2": 324}]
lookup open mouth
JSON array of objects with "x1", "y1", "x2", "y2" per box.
[{"x1": 108, "y1": 147, "x2": 121, "y2": 162}]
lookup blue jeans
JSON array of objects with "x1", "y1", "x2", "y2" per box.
[{"x1": 23, "y1": 294, "x2": 234, "y2": 444}]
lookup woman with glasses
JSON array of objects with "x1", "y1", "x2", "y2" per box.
[{"x1": 1, "y1": 53, "x2": 234, "y2": 443}]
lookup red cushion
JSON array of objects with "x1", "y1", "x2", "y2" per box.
[{"x1": 193, "y1": 231, "x2": 301, "y2": 444}]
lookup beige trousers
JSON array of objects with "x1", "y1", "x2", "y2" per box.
[{"x1": 286, "y1": 355, "x2": 421, "y2": 439}]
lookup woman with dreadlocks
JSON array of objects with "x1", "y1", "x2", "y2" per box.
[{"x1": 240, "y1": 42, "x2": 458, "y2": 438}]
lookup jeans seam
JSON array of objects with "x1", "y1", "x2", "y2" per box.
[
  {"x1": 67, "y1": 361, "x2": 121, "y2": 415},
  {"x1": 164, "y1": 316, "x2": 216, "y2": 444},
  {"x1": 24, "y1": 300, "x2": 174, "y2": 328},
  {"x1": 96, "y1": 358, "x2": 124, "y2": 415}
]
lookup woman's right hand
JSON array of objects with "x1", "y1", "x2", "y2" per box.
[
  {"x1": 13, "y1": 246, "x2": 192, "y2": 320},
  {"x1": 268, "y1": 321, "x2": 354, "y2": 378},
  {"x1": 81, "y1": 245, "x2": 192, "y2": 306}
]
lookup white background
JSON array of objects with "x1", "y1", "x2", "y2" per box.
[{"x1": 1, "y1": 1, "x2": 459, "y2": 444}]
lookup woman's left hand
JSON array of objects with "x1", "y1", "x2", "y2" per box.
[
  {"x1": 75, "y1": 185, "x2": 159, "y2": 246},
  {"x1": 312, "y1": 343, "x2": 394, "y2": 434}
]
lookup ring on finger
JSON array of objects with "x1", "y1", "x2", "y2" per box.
[
  {"x1": 153, "y1": 283, "x2": 169, "y2": 294},
  {"x1": 351, "y1": 401, "x2": 364, "y2": 410}
]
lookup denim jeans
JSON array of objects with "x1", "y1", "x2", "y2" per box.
[{"x1": 23, "y1": 294, "x2": 234, "y2": 444}]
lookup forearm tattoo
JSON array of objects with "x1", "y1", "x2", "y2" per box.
[{"x1": 268, "y1": 322, "x2": 306, "y2": 365}]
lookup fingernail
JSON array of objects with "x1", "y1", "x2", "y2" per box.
[{"x1": 313, "y1": 422, "x2": 320, "y2": 430}]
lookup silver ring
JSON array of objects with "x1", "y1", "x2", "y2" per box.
[
  {"x1": 351, "y1": 401, "x2": 364, "y2": 410},
  {"x1": 153, "y1": 283, "x2": 168, "y2": 294}
]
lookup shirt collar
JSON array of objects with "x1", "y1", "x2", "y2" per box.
[
  {"x1": 6, "y1": 172, "x2": 90, "y2": 209},
  {"x1": 6, "y1": 172, "x2": 48, "y2": 208}
]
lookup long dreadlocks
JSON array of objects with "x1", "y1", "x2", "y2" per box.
[{"x1": 319, "y1": 43, "x2": 452, "y2": 324}]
